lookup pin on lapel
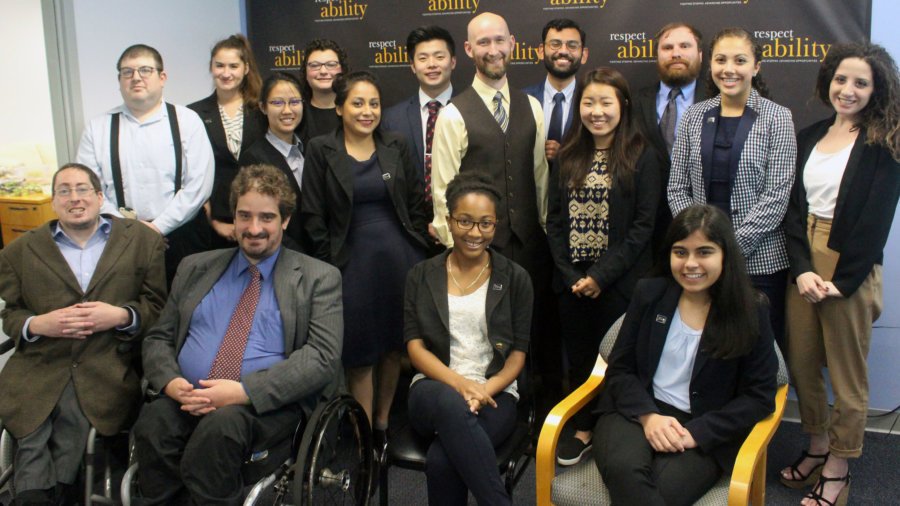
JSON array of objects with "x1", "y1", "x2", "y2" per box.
[
  {"x1": 382, "y1": 173, "x2": 391, "y2": 181},
  {"x1": 492, "y1": 283, "x2": 503, "y2": 291},
  {"x1": 707, "y1": 116, "x2": 716, "y2": 123},
  {"x1": 656, "y1": 314, "x2": 668, "y2": 324}
]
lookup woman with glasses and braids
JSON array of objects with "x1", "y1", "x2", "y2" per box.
[
  {"x1": 299, "y1": 38, "x2": 349, "y2": 143},
  {"x1": 547, "y1": 67, "x2": 663, "y2": 466},
  {"x1": 404, "y1": 171, "x2": 532, "y2": 506}
]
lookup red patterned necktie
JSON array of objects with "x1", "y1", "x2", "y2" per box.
[
  {"x1": 424, "y1": 100, "x2": 442, "y2": 202},
  {"x1": 207, "y1": 264, "x2": 262, "y2": 381}
]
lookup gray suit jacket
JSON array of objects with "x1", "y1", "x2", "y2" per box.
[{"x1": 142, "y1": 247, "x2": 343, "y2": 417}]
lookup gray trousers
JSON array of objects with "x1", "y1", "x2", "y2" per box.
[{"x1": 14, "y1": 380, "x2": 91, "y2": 493}]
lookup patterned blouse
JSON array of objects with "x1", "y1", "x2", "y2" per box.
[
  {"x1": 567, "y1": 149, "x2": 612, "y2": 263},
  {"x1": 219, "y1": 104, "x2": 244, "y2": 160}
]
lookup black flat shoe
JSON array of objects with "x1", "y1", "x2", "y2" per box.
[{"x1": 779, "y1": 450, "x2": 829, "y2": 489}]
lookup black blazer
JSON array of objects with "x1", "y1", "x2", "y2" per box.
[
  {"x1": 237, "y1": 137, "x2": 305, "y2": 250},
  {"x1": 403, "y1": 250, "x2": 533, "y2": 379},
  {"x1": 546, "y1": 148, "x2": 663, "y2": 298},
  {"x1": 595, "y1": 278, "x2": 778, "y2": 471},
  {"x1": 187, "y1": 93, "x2": 267, "y2": 221},
  {"x1": 300, "y1": 128, "x2": 430, "y2": 269},
  {"x1": 785, "y1": 117, "x2": 900, "y2": 296},
  {"x1": 633, "y1": 82, "x2": 707, "y2": 254}
]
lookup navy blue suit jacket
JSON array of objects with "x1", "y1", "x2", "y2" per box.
[
  {"x1": 382, "y1": 95, "x2": 427, "y2": 183},
  {"x1": 522, "y1": 80, "x2": 577, "y2": 140}
]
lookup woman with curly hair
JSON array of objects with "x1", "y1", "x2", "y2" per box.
[{"x1": 780, "y1": 41, "x2": 900, "y2": 506}]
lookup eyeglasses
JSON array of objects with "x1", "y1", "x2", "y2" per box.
[
  {"x1": 450, "y1": 216, "x2": 497, "y2": 233},
  {"x1": 306, "y1": 61, "x2": 340, "y2": 71},
  {"x1": 268, "y1": 98, "x2": 303, "y2": 108},
  {"x1": 55, "y1": 185, "x2": 96, "y2": 198},
  {"x1": 118, "y1": 66, "x2": 159, "y2": 79},
  {"x1": 545, "y1": 40, "x2": 582, "y2": 51}
]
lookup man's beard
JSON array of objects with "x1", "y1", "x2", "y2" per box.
[
  {"x1": 476, "y1": 54, "x2": 509, "y2": 81},
  {"x1": 545, "y1": 54, "x2": 581, "y2": 80},
  {"x1": 658, "y1": 58, "x2": 701, "y2": 87}
]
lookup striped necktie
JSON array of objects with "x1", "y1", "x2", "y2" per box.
[{"x1": 493, "y1": 91, "x2": 508, "y2": 133}]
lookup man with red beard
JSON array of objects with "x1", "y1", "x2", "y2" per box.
[
  {"x1": 524, "y1": 19, "x2": 589, "y2": 162},
  {"x1": 633, "y1": 22, "x2": 706, "y2": 255}
]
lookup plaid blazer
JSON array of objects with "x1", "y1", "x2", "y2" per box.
[{"x1": 667, "y1": 89, "x2": 796, "y2": 275}]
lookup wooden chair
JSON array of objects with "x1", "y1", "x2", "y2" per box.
[{"x1": 535, "y1": 315, "x2": 789, "y2": 506}]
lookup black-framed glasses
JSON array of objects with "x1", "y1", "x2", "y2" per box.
[
  {"x1": 118, "y1": 66, "x2": 159, "y2": 79},
  {"x1": 268, "y1": 98, "x2": 303, "y2": 108},
  {"x1": 545, "y1": 40, "x2": 582, "y2": 51},
  {"x1": 450, "y1": 216, "x2": 497, "y2": 233},
  {"x1": 55, "y1": 185, "x2": 96, "y2": 198},
  {"x1": 306, "y1": 61, "x2": 340, "y2": 71}
]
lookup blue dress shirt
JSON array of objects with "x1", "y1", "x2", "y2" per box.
[
  {"x1": 177, "y1": 248, "x2": 285, "y2": 387},
  {"x1": 656, "y1": 80, "x2": 698, "y2": 146}
]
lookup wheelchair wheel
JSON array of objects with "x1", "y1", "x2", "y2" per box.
[
  {"x1": 293, "y1": 395, "x2": 373, "y2": 505},
  {"x1": 0, "y1": 426, "x2": 16, "y2": 496}
]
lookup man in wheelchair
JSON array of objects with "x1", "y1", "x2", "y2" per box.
[
  {"x1": 0, "y1": 163, "x2": 167, "y2": 505},
  {"x1": 133, "y1": 164, "x2": 343, "y2": 505}
]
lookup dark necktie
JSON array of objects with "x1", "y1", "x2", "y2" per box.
[
  {"x1": 493, "y1": 91, "x2": 508, "y2": 133},
  {"x1": 207, "y1": 264, "x2": 262, "y2": 381},
  {"x1": 547, "y1": 92, "x2": 565, "y2": 142},
  {"x1": 424, "y1": 100, "x2": 442, "y2": 202},
  {"x1": 659, "y1": 87, "x2": 682, "y2": 155}
]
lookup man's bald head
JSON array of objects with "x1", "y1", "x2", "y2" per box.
[{"x1": 464, "y1": 12, "x2": 515, "y2": 84}]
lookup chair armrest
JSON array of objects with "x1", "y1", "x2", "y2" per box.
[
  {"x1": 535, "y1": 355, "x2": 608, "y2": 506},
  {"x1": 727, "y1": 383, "x2": 789, "y2": 506}
]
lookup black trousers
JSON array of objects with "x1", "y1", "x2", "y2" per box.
[
  {"x1": 408, "y1": 379, "x2": 517, "y2": 506},
  {"x1": 593, "y1": 402, "x2": 722, "y2": 506},
  {"x1": 558, "y1": 285, "x2": 629, "y2": 432},
  {"x1": 750, "y1": 269, "x2": 788, "y2": 356},
  {"x1": 132, "y1": 397, "x2": 300, "y2": 506}
]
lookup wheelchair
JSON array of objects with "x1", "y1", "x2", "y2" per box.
[{"x1": 121, "y1": 393, "x2": 374, "y2": 506}]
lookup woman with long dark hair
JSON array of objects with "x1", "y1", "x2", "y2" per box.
[
  {"x1": 546, "y1": 67, "x2": 663, "y2": 465},
  {"x1": 668, "y1": 27, "x2": 796, "y2": 350},
  {"x1": 593, "y1": 205, "x2": 778, "y2": 505},
  {"x1": 301, "y1": 71, "x2": 429, "y2": 446},
  {"x1": 780, "y1": 42, "x2": 900, "y2": 506},
  {"x1": 188, "y1": 34, "x2": 266, "y2": 249}
]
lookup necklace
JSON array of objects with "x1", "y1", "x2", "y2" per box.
[{"x1": 448, "y1": 255, "x2": 490, "y2": 292}]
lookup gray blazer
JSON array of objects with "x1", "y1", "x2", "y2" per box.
[
  {"x1": 142, "y1": 247, "x2": 343, "y2": 417},
  {"x1": 668, "y1": 89, "x2": 796, "y2": 275}
]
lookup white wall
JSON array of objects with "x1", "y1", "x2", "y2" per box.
[
  {"x1": 70, "y1": 0, "x2": 243, "y2": 139},
  {"x1": 0, "y1": 0, "x2": 56, "y2": 158}
]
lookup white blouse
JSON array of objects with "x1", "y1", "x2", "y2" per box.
[
  {"x1": 653, "y1": 308, "x2": 702, "y2": 413},
  {"x1": 804, "y1": 142, "x2": 853, "y2": 219}
]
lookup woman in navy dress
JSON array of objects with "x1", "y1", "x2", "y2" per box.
[{"x1": 302, "y1": 71, "x2": 429, "y2": 444}]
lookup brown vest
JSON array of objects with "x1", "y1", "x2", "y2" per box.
[{"x1": 454, "y1": 86, "x2": 540, "y2": 248}]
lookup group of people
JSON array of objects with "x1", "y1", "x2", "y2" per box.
[{"x1": 0, "y1": 9, "x2": 897, "y2": 506}]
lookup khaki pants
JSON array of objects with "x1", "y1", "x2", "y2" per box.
[{"x1": 786, "y1": 216, "x2": 882, "y2": 459}]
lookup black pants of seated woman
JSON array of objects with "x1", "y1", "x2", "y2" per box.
[
  {"x1": 559, "y1": 287, "x2": 629, "y2": 431},
  {"x1": 593, "y1": 402, "x2": 722, "y2": 506},
  {"x1": 407, "y1": 379, "x2": 517, "y2": 506}
]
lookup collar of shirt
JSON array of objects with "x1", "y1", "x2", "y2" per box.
[
  {"x1": 266, "y1": 130, "x2": 304, "y2": 158},
  {"x1": 52, "y1": 216, "x2": 112, "y2": 249},
  {"x1": 471, "y1": 77, "x2": 510, "y2": 111},
  {"x1": 115, "y1": 100, "x2": 167, "y2": 126},
  {"x1": 419, "y1": 86, "x2": 453, "y2": 113},
  {"x1": 656, "y1": 80, "x2": 698, "y2": 119},
  {"x1": 542, "y1": 76, "x2": 576, "y2": 105},
  {"x1": 234, "y1": 246, "x2": 281, "y2": 281}
]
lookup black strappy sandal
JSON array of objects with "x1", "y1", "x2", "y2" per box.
[
  {"x1": 779, "y1": 450, "x2": 829, "y2": 488},
  {"x1": 804, "y1": 472, "x2": 850, "y2": 506}
]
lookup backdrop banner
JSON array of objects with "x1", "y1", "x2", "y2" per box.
[{"x1": 247, "y1": 0, "x2": 871, "y2": 128}]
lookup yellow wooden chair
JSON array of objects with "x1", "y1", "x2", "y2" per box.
[{"x1": 536, "y1": 315, "x2": 789, "y2": 505}]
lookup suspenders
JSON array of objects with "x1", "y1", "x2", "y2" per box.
[{"x1": 109, "y1": 102, "x2": 183, "y2": 211}]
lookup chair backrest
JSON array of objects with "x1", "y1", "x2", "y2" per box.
[{"x1": 598, "y1": 314, "x2": 626, "y2": 361}]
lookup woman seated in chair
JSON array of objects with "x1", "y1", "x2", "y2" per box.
[
  {"x1": 592, "y1": 204, "x2": 778, "y2": 505},
  {"x1": 403, "y1": 172, "x2": 532, "y2": 506}
]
